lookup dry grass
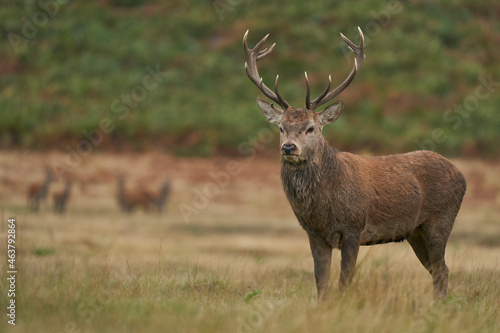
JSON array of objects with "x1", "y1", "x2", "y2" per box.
[{"x1": 0, "y1": 152, "x2": 499, "y2": 333}]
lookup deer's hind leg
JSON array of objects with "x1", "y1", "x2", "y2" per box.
[
  {"x1": 409, "y1": 217, "x2": 454, "y2": 300},
  {"x1": 407, "y1": 226, "x2": 432, "y2": 273}
]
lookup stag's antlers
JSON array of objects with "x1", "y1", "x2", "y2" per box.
[
  {"x1": 243, "y1": 30, "x2": 289, "y2": 109},
  {"x1": 244, "y1": 27, "x2": 365, "y2": 112}
]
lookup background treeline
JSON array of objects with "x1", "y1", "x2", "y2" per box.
[{"x1": 1, "y1": 0, "x2": 499, "y2": 158}]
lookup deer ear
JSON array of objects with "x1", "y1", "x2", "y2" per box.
[
  {"x1": 318, "y1": 100, "x2": 343, "y2": 125},
  {"x1": 257, "y1": 97, "x2": 283, "y2": 125}
]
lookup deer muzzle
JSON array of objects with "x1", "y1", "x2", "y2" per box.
[
  {"x1": 282, "y1": 144, "x2": 296, "y2": 155},
  {"x1": 281, "y1": 143, "x2": 304, "y2": 163}
]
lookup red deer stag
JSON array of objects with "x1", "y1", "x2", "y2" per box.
[{"x1": 243, "y1": 28, "x2": 466, "y2": 300}]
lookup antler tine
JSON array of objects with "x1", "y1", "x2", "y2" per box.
[
  {"x1": 256, "y1": 43, "x2": 275, "y2": 60},
  {"x1": 305, "y1": 72, "x2": 311, "y2": 109},
  {"x1": 309, "y1": 27, "x2": 365, "y2": 111},
  {"x1": 243, "y1": 30, "x2": 289, "y2": 109},
  {"x1": 340, "y1": 26, "x2": 365, "y2": 67},
  {"x1": 274, "y1": 75, "x2": 288, "y2": 109},
  {"x1": 309, "y1": 75, "x2": 332, "y2": 109}
]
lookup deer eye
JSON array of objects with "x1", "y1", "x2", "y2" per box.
[
  {"x1": 279, "y1": 127, "x2": 284, "y2": 133},
  {"x1": 306, "y1": 127, "x2": 314, "y2": 134}
]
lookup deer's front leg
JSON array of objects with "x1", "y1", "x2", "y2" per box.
[
  {"x1": 339, "y1": 233, "x2": 360, "y2": 290},
  {"x1": 308, "y1": 234, "x2": 332, "y2": 301}
]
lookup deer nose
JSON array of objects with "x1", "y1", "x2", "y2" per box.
[{"x1": 282, "y1": 144, "x2": 296, "y2": 155}]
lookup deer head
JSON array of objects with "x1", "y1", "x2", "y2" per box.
[{"x1": 243, "y1": 28, "x2": 365, "y2": 163}]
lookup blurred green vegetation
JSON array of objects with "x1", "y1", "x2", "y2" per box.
[{"x1": 0, "y1": 0, "x2": 499, "y2": 157}]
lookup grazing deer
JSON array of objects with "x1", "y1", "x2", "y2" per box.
[
  {"x1": 27, "y1": 167, "x2": 54, "y2": 212},
  {"x1": 243, "y1": 28, "x2": 466, "y2": 300},
  {"x1": 151, "y1": 180, "x2": 171, "y2": 213},
  {"x1": 53, "y1": 180, "x2": 72, "y2": 214},
  {"x1": 116, "y1": 176, "x2": 154, "y2": 213}
]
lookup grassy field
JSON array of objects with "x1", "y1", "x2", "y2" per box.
[{"x1": 0, "y1": 151, "x2": 499, "y2": 332}]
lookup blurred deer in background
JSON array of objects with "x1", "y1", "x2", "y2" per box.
[
  {"x1": 243, "y1": 28, "x2": 466, "y2": 300},
  {"x1": 53, "y1": 180, "x2": 73, "y2": 214},
  {"x1": 27, "y1": 167, "x2": 54, "y2": 212},
  {"x1": 150, "y1": 180, "x2": 171, "y2": 214},
  {"x1": 116, "y1": 176, "x2": 154, "y2": 213}
]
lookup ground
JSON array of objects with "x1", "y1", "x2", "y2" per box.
[{"x1": 0, "y1": 151, "x2": 499, "y2": 332}]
